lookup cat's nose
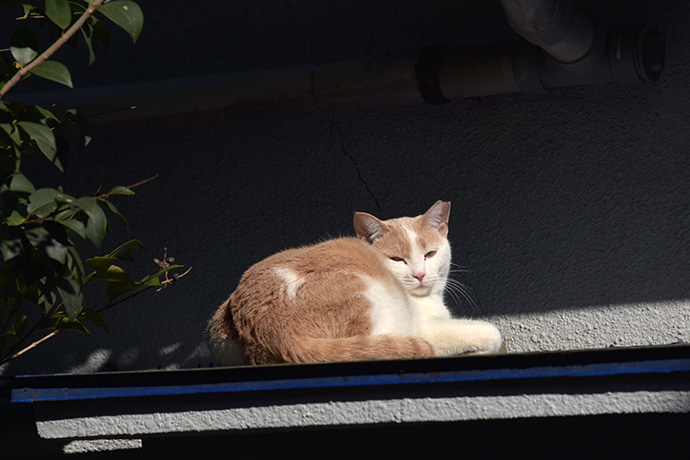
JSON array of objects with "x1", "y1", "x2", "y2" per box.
[{"x1": 413, "y1": 272, "x2": 425, "y2": 282}]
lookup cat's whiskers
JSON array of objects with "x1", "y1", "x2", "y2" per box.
[
  {"x1": 444, "y1": 277, "x2": 479, "y2": 312},
  {"x1": 442, "y1": 280, "x2": 463, "y2": 307},
  {"x1": 449, "y1": 262, "x2": 472, "y2": 272}
]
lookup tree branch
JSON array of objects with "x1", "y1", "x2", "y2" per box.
[
  {"x1": 4, "y1": 330, "x2": 60, "y2": 364},
  {"x1": 0, "y1": 0, "x2": 106, "y2": 99}
]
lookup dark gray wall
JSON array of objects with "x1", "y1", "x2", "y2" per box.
[{"x1": 3, "y1": 0, "x2": 689, "y2": 375}]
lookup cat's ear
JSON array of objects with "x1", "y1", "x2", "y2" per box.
[
  {"x1": 354, "y1": 212, "x2": 388, "y2": 243},
  {"x1": 422, "y1": 201, "x2": 450, "y2": 237}
]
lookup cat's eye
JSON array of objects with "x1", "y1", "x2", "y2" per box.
[
  {"x1": 425, "y1": 251, "x2": 437, "y2": 259},
  {"x1": 389, "y1": 256, "x2": 406, "y2": 263}
]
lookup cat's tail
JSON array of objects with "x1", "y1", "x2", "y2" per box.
[
  {"x1": 284, "y1": 335, "x2": 435, "y2": 363},
  {"x1": 207, "y1": 300, "x2": 246, "y2": 367}
]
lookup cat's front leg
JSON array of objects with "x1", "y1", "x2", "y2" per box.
[{"x1": 420, "y1": 318, "x2": 503, "y2": 356}]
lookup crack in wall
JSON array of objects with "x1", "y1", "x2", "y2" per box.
[
  {"x1": 366, "y1": 4, "x2": 401, "y2": 55},
  {"x1": 330, "y1": 114, "x2": 382, "y2": 214}
]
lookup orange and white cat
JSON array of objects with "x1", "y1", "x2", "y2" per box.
[{"x1": 207, "y1": 201, "x2": 502, "y2": 365}]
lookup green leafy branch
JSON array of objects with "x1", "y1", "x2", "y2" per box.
[
  {"x1": 3, "y1": 242, "x2": 191, "y2": 365},
  {"x1": 0, "y1": 2, "x2": 187, "y2": 367},
  {"x1": 1, "y1": 0, "x2": 105, "y2": 98},
  {"x1": 1, "y1": 0, "x2": 143, "y2": 98},
  {"x1": 0, "y1": 172, "x2": 188, "y2": 366}
]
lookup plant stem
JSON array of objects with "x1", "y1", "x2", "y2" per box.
[
  {"x1": 0, "y1": 299, "x2": 65, "y2": 365},
  {"x1": 0, "y1": 0, "x2": 106, "y2": 99},
  {"x1": 97, "y1": 174, "x2": 160, "y2": 199},
  {"x1": 4, "y1": 330, "x2": 59, "y2": 364},
  {"x1": 22, "y1": 174, "x2": 158, "y2": 225}
]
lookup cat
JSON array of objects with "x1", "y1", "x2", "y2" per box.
[{"x1": 206, "y1": 201, "x2": 502, "y2": 366}]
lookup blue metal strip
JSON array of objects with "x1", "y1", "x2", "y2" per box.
[{"x1": 11, "y1": 358, "x2": 690, "y2": 403}]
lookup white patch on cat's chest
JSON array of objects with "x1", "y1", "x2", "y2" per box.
[
  {"x1": 273, "y1": 267, "x2": 305, "y2": 300},
  {"x1": 411, "y1": 295, "x2": 451, "y2": 320},
  {"x1": 361, "y1": 275, "x2": 420, "y2": 337}
]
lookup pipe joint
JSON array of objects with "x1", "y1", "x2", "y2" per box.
[
  {"x1": 608, "y1": 24, "x2": 665, "y2": 84},
  {"x1": 500, "y1": 0, "x2": 596, "y2": 63}
]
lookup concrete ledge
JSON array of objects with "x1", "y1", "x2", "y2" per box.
[
  {"x1": 34, "y1": 390, "x2": 689, "y2": 439},
  {"x1": 3, "y1": 345, "x2": 689, "y2": 455}
]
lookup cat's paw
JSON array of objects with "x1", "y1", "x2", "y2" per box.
[
  {"x1": 465, "y1": 321, "x2": 503, "y2": 355},
  {"x1": 421, "y1": 318, "x2": 503, "y2": 356}
]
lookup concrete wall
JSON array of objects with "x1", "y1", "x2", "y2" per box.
[{"x1": 3, "y1": 0, "x2": 689, "y2": 376}]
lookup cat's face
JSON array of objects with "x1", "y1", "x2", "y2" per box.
[{"x1": 354, "y1": 201, "x2": 451, "y2": 298}]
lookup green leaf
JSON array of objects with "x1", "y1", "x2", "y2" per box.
[
  {"x1": 9, "y1": 173, "x2": 35, "y2": 194},
  {"x1": 71, "y1": 196, "x2": 97, "y2": 214},
  {"x1": 92, "y1": 16, "x2": 111, "y2": 51},
  {"x1": 57, "y1": 318, "x2": 92, "y2": 336},
  {"x1": 96, "y1": 1, "x2": 143, "y2": 43},
  {"x1": 56, "y1": 217, "x2": 86, "y2": 239},
  {"x1": 43, "y1": 221, "x2": 70, "y2": 263},
  {"x1": 80, "y1": 24, "x2": 97, "y2": 65},
  {"x1": 9, "y1": 26, "x2": 39, "y2": 66},
  {"x1": 45, "y1": 238, "x2": 68, "y2": 264},
  {"x1": 91, "y1": 264, "x2": 134, "y2": 283},
  {"x1": 21, "y1": 4, "x2": 35, "y2": 18},
  {"x1": 107, "y1": 185, "x2": 135, "y2": 196},
  {"x1": 40, "y1": 291, "x2": 58, "y2": 315},
  {"x1": 99, "y1": 198, "x2": 128, "y2": 231},
  {"x1": 106, "y1": 279, "x2": 138, "y2": 299},
  {"x1": 0, "y1": 235, "x2": 24, "y2": 261},
  {"x1": 85, "y1": 204, "x2": 107, "y2": 248},
  {"x1": 6, "y1": 211, "x2": 24, "y2": 226},
  {"x1": 16, "y1": 121, "x2": 58, "y2": 168},
  {"x1": 142, "y1": 275, "x2": 162, "y2": 288},
  {"x1": 85, "y1": 239, "x2": 145, "y2": 268},
  {"x1": 57, "y1": 278, "x2": 83, "y2": 320},
  {"x1": 0, "y1": 123, "x2": 20, "y2": 149},
  {"x1": 67, "y1": 245, "x2": 85, "y2": 276},
  {"x1": 107, "y1": 238, "x2": 146, "y2": 258},
  {"x1": 24, "y1": 226, "x2": 50, "y2": 247},
  {"x1": 80, "y1": 308, "x2": 109, "y2": 334},
  {"x1": 32, "y1": 105, "x2": 59, "y2": 124},
  {"x1": 29, "y1": 61, "x2": 73, "y2": 88},
  {"x1": 0, "y1": 101, "x2": 12, "y2": 116},
  {"x1": 24, "y1": 223, "x2": 69, "y2": 264},
  {"x1": 11, "y1": 313, "x2": 28, "y2": 336},
  {"x1": 72, "y1": 197, "x2": 107, "y2": 248},
  {"x1": 137, "y1": 264, "x2": 183, "y2": 286},
  {"x1": 45, "y1": 0, "x2": 72, "y2": 29},
  {"x1": 27, "y1": 188, "x2": 60, "y2": 217}
]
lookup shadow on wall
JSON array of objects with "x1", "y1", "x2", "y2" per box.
[{"x1": 452, "y1": 128, "x2": 690, "y2": 316}]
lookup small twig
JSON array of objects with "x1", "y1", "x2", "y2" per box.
[
  {"x1": 98, "y1": 174, "x2": 159, "y2": 199},
  {"x1": 20, "y1": 175, "x2": 158, "y2": 226},
  {"x1": 0, "y1": 0, "x2": 106, "y2": 99},
  {"x1": 80, "y1": 105, "x2": 138, "y2": 122},
  {"x1": 0, "y1": 299, "x2": 66, "y2": 366},
  {"x1": 158, "y1": 266, "x2": 192, "y2": 291},
  {"x1": 6, "y1": 330, "x2": 59, "y2": 363}
]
